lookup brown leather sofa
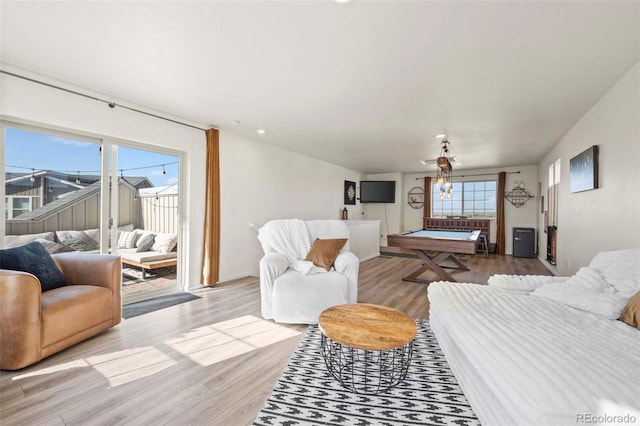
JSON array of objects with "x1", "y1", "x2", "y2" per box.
[{"x1": 0, "y1": 253, "x2": 122, "y2": 370}]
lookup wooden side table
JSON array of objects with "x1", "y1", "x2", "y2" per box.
[{"x1": 318, "y1": 303, "x2": 417, "y2": 394}]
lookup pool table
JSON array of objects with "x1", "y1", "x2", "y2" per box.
[{"x1": 387, "y1": 229, "x2": 481, "y2": 284}]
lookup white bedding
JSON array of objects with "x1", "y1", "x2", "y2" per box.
[{"x1": 429, "y1": 282, "x2": 640, "y2": 426}]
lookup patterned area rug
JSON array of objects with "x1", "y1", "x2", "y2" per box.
[{"x1": 254, "y1": 320, "x2": 479, "y2": 426}]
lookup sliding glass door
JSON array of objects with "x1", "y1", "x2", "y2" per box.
[
  {"x1": 115, "y1": 145, "x2": 180, "y2": 301},
  {"x1": 1, "y1": 123, "x2": 182, "y2": 300}
]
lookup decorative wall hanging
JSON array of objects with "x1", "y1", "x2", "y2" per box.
[
  {"x1": 407, "y1": 187, "x2": 424, "y2": 209},
  {"x1": 344, "y1": 180, "x2": 356, "y2": 205},
  {"x1": 570, "y1": 145, "x2": 598, "y2": 193},
  {"x1": 504, "y1": 182, "x2": 534, "y2": 208}
]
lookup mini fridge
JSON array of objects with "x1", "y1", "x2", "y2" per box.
[{"x1": 513, "y1": 227, "x2": 536, "y2": 258}]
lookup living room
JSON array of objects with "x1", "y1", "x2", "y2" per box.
[{"x1": 1, "y1": 1, "x2": 639, "y2": 425}]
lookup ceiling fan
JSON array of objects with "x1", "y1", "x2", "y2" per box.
[{"x1": 419, "y1": 140, "x2": 460, "y2": 167}]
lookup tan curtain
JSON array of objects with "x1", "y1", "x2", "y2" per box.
[
  {"x1": 496, "y1": 171, "x2": 506, "y2": 255},
  {"x1": 201, "y1": 128, "x2": 221, "y2": 286},
  {"x1": 423, "y1": 176, "x2": 431, "y2": 224}
]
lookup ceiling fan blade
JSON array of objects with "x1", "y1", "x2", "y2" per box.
[{"x1": 420, "y1": 157, "x2": 459, "y2": 166}]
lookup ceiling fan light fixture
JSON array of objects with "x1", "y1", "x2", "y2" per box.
[
  {"x1": 437, "y1": 156, "x2": 452, "y2": 172},
  {"x1": 435, "y1": 140, "x2": 455, "y2": 199}
]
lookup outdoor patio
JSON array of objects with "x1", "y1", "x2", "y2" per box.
[{"x1": 121, "y1": 265, "x2": 177, "y2": 300}]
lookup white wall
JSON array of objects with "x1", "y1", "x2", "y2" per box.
[
  {"x1": 219, "y1": 131, "x2": 363, "y2": 281},
  {"x1": 537, "y1": 62, "x2": 640, "y2": 275},
  {"x1": 0, "y1": 70, "x2": 207, "y2": 289},
  {"x1": 362, "y1": 173, "x2": 403, "y2": 246},
  {"x1": 402, "y1": 166, "x2": 539, "y2": 255}
]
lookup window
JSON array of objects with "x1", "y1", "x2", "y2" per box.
[
  {"x1": 432, "y1": 180, "x2": 497, "y2": 218},
  {"x1": 5, "y1": 196, "x2": 40, "y2": 219}
]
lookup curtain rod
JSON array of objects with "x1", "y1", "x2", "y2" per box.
[
  {"x1": 0, "y1": 70, "x2": 209, "y2": 131},
  {"x1": 415, "y1": 171, "x2": 521, "y2": 180}
]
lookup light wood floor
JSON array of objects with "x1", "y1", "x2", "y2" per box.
[{"x1": 0, "y1": 254, "x2": 551, "y2": 426}]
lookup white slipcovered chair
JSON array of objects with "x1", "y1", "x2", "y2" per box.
[{"x1": 258, "y1": 219, "x2": 359, "y2": 324}]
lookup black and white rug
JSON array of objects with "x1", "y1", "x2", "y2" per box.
[{"x1": 254, "y1": 320, "x2": 479, "y2": 426}]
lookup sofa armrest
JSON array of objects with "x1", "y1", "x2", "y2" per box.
[
  {"x1": 52, "y1": 253, "x2": 122, "y2": 325},
  {"x1": 0, "y1": 270, "x2": 42, "y2": 370},
  {"x1": 259, "y1": 252, "x2": 289, "y2": 319},
  {"x1": 334, "y1": 251, "x2": 359, "y2": 303}
]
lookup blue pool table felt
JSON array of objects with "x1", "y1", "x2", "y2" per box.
[{"x1": 404, "y1": 229, "x2": 477, "y2": 240}]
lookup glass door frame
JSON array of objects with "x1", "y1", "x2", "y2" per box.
[{"x1": 1, "y1": 119, "x2": 185, "y2": 291}]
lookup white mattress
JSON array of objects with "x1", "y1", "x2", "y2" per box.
[{"x1": 428, "y1": 282, "x2": 640, "y2": 426}]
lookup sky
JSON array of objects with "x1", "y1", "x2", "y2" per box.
[{"x1": 5, "y1": 128, "x2": 179, "y2": 187}]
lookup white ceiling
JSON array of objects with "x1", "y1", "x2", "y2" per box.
[{"x1": 1, "y1": 1, "x2": 638, "y2": 174}]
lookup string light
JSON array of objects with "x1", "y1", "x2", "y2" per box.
[
  {"x1": 30, "y1": 168, "x2": 36, "y2": 183},
  {"x1": 75, "y1": 171, "x2": 81, "y2": 185},
  {"x1": 6, "y1": 161, "x2": 178, "y2": 175},
  {"x1": 162, "y1": 164, "x2": 166, "y2": 175}
]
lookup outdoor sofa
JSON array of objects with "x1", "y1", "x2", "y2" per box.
[{"x1": 3, "y1": 226, "x2": 177, "y2": 279}]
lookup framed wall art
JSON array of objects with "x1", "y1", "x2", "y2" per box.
[
  {"x1": 570, "y1": 145, "x2": 599, "y2": 193},
  {"x1": 344, "y1": 180, "x2": 356, "y2": 205}
]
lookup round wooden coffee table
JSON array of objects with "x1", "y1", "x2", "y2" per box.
[{"x1": 318, "y1": 303, "x2": 417, "y2": 394}]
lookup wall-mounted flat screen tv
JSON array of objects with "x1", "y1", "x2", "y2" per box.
[{"x1": 359, "y1": 180, "x2": 396, "y2": 203}]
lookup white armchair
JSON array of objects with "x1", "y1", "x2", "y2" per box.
[{"x1": 258, "y1": 219, "x2": 359, "y2": 324}]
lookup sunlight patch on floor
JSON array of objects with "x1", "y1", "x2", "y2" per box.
[
  {"x1": 85, "y1": 346, "x2": 176, "y2": 387},
  {"x1": 12, "y1": 359, "x2": 90, "y2": 380},
  {"x1": 164, "y1": 315, "x2": 302, "y2": 367}
]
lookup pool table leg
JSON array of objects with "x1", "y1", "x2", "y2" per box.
[{"x1": 402, "y1": 250, "x2": 469, "y2": 284}]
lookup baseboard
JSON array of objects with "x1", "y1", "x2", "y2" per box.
[{"x1": 359, "y1": 253, "x2": 380, "y2": 262}]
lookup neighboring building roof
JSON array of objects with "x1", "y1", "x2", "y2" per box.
[
  {"x1": 9, "y1": 176, "x2": 154, "y2": 221},
  {"x1": 15, "y1": 181, "x2": 101, "y2": 221}
]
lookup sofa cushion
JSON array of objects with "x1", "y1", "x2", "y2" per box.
[
  {"x1": 41, "y1": 285, "x2": 113, "y2": 347},
  {"x1": 119, "y1": 249, "x2": 177, "y2": 263},
  {"x1": 4, "y1": 231, "x2": 55, "y2": 248},
  {"x1": 0, "y1": 241, "x2": 67, "y2": 291},
  {"x1": 35, "y1": 238, "x2": 74, "y2": 254}
]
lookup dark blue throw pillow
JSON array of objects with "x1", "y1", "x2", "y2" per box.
[{"x1": 0, "y1": 241, "x2": 67, "y2": 292}]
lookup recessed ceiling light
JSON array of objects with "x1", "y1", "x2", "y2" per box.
[
  {"x1": 435, "y1": 133, "x2": 447, "y2": 139},
  {"x1": 228, "y1": 120, "x2": 240, "y2": 126},
  {"x1": 334, "y1": 0, "x2": 352, "y2": 3},
  {"x1": 257, "y1": 129, "x2": 266, "y2": 135}
]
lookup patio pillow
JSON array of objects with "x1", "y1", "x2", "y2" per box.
[
  {"x1": 0, "y1": 241, "x2": 67, "y2": 291},
  {"x1": 35, "y1": 238, "x2": 74, "y2": 254},
  {"x1": 136, "y1": 233, "x2": 155, "y2": 253},
  {"x1": 117, "y1": 230, "x2": 140, "y2": 249},
  {"x1": 151, "y1": 233, "x2": 177, "y2": 254},
  {"x1": 56, "y1": 230, "x2": 100, "y2": 251}
]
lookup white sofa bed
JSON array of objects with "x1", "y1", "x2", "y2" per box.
[{"x1": 428, "y1": 249, "x2": 640, "y2": 425}]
